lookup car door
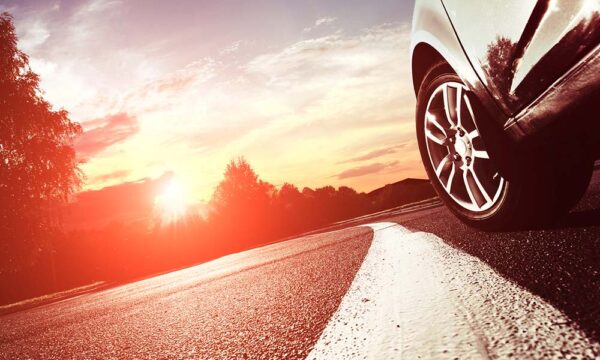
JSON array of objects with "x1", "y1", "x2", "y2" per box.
[{"x1": 442, "y1": 0, "x2": 600, "y2": 116}]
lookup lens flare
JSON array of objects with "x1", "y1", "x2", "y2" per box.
[{"x1": 154, "y1": 178, "x2": 187, "y2": 223}]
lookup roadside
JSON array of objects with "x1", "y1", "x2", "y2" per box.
[
  {"x1": 0, "y1": 197, "x2": 441, "y2": 316},
  {"x1": 0, "y1": 282, "x2": 107, "y2": 317}
]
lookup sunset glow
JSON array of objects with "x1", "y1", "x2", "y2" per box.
[
  {"x1": 154, "y1": 178, "x2": 188, "y2": 223},
  {"x1": 5, "y1": 0, "x2": 423, "y2": 209}
]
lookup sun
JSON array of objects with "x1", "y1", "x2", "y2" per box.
[{"x1": 154, "y1": 178, "x2": 188, "y2": 223}]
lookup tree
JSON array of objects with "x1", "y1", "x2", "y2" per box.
[
  {"x1": 210, "y1": 158, "x2": 274, "y2": 216},
  {"x1": 209, "y1": 158, "x2": 275, "y2": 249},
  {"x1": 334, "y1": 186, "x2": 367, "y2": 220},
  {"x1": 274, "y1": 183, "x2": 304, "y2": 234},
  {"x1": 0, "y1": 13, "x2": 82, "y2": 272}
]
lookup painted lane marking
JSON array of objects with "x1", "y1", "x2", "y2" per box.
[{"x1": 307, "y1": 223, "x2": 599, "y2": 359}]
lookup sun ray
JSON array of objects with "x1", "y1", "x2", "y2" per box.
[{"x1": 154, "y1": 178, "x2": 188, "y2": 223}]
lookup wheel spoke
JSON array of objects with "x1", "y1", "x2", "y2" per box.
[
  {"x1": 472, "y1": 150, "x2": 489, "y2": 159},
  {"x1": 470, "y1": 168, "x2": 492, "y2": 204},
  {"x1": 462, "y1": 168, "x2": 479, "y2": 208},
  {"x1": 467, "y1": 129, "x2": 479, "y2": 140},
  {"x1": 463, "y1": 93, "x2": 479, "y2": 129},
  {"x1": 455, "y1": 86, "x2": 463, "y2": 128},
  {"x1": 445, "y1": 162, "x2": 456, "y2": 192},
  {"x1": 426, "y1": 130, "x2": 445, "y2": 145},
  {"x1": 435, "y1": 154, "x2": 451, "y2": 176},
  {"x1": 443, "y1": 84, "x2": 456, "y2": 127},
  {"x1": 427, "y1": 112, "x2": 447, "y2": 135}
]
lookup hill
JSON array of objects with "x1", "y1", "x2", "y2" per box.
[{"x1": 367, "y1": 178, "x2": 437, "y2": 211}]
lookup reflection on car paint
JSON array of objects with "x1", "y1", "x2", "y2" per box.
[{"x1": 443, "y1": 0, "x2": 600, "y2": 116}]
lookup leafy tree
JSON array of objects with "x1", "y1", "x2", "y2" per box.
[
  {"x1": 277, "y1": 183, "x2": 302, "y2": 210},
  {"x1": 334, "y1": 186, "x2": 366, "y2": 220},
  {"x1": 209, "y1": 158, "x2": 275, "y2": 248},
  {"x1": 210, "y1": 158, "x2": 275, "y2": 215},
  {"x1": 274, "y1": 183, "x2": 304, "y2": 234},
  {"x1": 0, "y1": 13, "x2": 82, "y2": 272}
]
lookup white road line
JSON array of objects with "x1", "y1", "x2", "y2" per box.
[{"x1": 307, "y1": 223, "x2": 599, "y2": 359}]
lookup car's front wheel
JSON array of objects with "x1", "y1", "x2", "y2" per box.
[{"x1": 416, "y1": 65, "x2": 592, "y2": 230}]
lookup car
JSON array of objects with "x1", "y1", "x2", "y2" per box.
[{"x1": 410, "y1": 0, "x2": 600, "y2": 230}]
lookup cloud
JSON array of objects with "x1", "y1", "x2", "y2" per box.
[
  {"x1": 122, "y1": 59, "x2": 216, "y2": 114},
  {"x1": 220, "y1": 40, "x2": 244, "y2": 55},
  {"x1": 187, "y1": 123, "x2": 260, "y2": 152},
  {"x1": 145, "y1": 61, "x2": 215, "y2": 96},
  {"x1": 250, "y1": 23, "x2": 411, "y2": 80},
  {"x1": 316, "y1": 17, "x2": 337, "y2": 27},
  {"x1": 303, "y1": 17, "x2": 337, "y2": 33},
  {"x1": 235, "y1": 23, "x2": 417, "y2": 180},
  {"x1": 64, "y1": 172, "x2": 172, "y2": 229},
  {"x1": 17, "y1": 12, "x2": 419, "y2": 197},
  {"x1": 75, "y1": 113, "x2": 139, "y2": 159},
  {"x1": 336, "y1": 161, "x2": 400, "y2": 180},
  {"x1": 338, "y1": 144, "x2": 408, "y2": 164},
  {"x1": 91, "y1": 169, "x2": 130, "y2": 183},
  {"x1": 17, "y1": 19, "x2": 50, "y2": 52}
]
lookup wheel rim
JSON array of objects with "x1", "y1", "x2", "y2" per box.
[{"x1": 424, "y1": 82, "x2": 505, "y2": 213}]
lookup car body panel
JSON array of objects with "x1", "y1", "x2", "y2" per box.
[
  {"x1": 506, "y1": 44, "x2": 600, "y2": 139},
  {"x1": 442, "y1": 0, "x2": 600, "y2": 119},
  {"x1": 412, "y1": 0, "x2": 600, "y2": 142},
  {"x1": 441, "y1": 0, "x2": 537, "y2": 115},
  {"x1": 410, "y1": 0, "x2": 509, "y2": 132}
]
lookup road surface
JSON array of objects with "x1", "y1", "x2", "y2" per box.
[{"x1": 1, "y1": 172, "x2": 600, "y2": 358}]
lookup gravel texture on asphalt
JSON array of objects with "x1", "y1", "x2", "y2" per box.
[{"x1": 0, "y1": 228, "x2": 372, "y2": 359}]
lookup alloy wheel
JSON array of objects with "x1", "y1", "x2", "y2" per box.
[{"x1": 424, "y1": 82, "x2": 505, "y2": 212}]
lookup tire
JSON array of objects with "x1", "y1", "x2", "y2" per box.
[
  {"x1": 416, "y1": 63, "x2": 592, "y2": 230},
  {"x1": 552, "y1": 147, "x2": 594, "y2": 212}
]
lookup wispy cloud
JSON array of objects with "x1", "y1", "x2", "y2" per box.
[
  {"x1": 336, "y1": 161, "x2": 400, "y2": 180},
  {"x1": 121, "y1": 59, "x2": 217, "y2": 114},
  {"x1": 16, "y1": 19, "x2": 50, "y2": 52},
  {"x1": 12, "y1": 0, "x2": 422, "y2": 198},
  {"x1": 75, "y1": 113, "x2": 139, "y2": 160},
  {"x1": 220, "y1": 40, "x2": 244, "y2": 55},
  {"x1": 65, "y1": 171, "x2": 171, "y2": 229},
  {"x1": 303, "y1": 17, "x2": 338, "y2": 33},
  {"x1": 338, "y1": 144, "x2": 409, "y2": 164},
  {"x1": 91, "y1": 169, "x2": 131, "y2": 183}
]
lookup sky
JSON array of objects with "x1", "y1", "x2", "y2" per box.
[{"x1": 1, "y1": 0, "x2": 421, "y2": 207}]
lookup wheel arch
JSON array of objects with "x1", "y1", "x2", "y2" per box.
[{"x1": 411, "y1": 43, "x2": 448, "y2": 96}]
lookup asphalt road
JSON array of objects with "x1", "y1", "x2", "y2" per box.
[{"x1": 1, "y1": 172, "x2": 599, "y2": 359}]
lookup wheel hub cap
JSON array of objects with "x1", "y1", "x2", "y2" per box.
[{"x1": 454, "y1": 137, "x2": 469, "y2": 157}]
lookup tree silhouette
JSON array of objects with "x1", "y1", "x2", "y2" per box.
[
  {"x1": 514, "y1": 11, "x2": 600, "y2": 102},
  {"x1": 0, "y1": 152, "x2": 438, "y2": 304},
  {"x1": 483, "y1": 11, "x2": 600, "y2": 108},
  {"x1": 274, "y1": 183, "x2": 305, "y2": 234},
  {"x1": 0, "y1": 13, "x2": 82, "y2": 272},
  {"x1": 209, "y1": 157, "x2": 275, "y2": 250},
  {"x1": 210, "y1": 158, "x2": 271, "y2": 214},
  {"x1": 482, "y1": 36, "x2": 518, "y2": 106}
]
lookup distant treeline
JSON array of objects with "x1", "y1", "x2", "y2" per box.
[{"x1": 0, "y1": 158, "x2": 435, "y2": 305}]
